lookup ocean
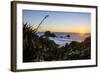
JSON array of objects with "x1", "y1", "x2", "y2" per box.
[{"x1": 37, "y1": 32, "x2": 90, "y2": 47}]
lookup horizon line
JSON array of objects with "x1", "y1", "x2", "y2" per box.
[{"x1": 37, "y1": 31, "x2": 91, "y2": 34}]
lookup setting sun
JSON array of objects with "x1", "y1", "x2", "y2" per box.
[
  {"x1": 79, "y1": 29, "x2": 87, "y2": 36},
  {"x1": 80, "y1": 30, "x2": 85, "y2": 33}
]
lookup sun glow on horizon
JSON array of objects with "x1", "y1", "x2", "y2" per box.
[
  {"x1": 79, "y1": 30, "x2": 86, "y2": 36},
  {"x1": 78, "y1": 28, "x2": 90, "y2": 36},
  {"x1": 38, "y1": 27, "x2": 90, "y2": 33}
]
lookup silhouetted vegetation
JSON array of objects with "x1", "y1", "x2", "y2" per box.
[{"x1": 23, "y1": 23, "x2": 91, "y2": 62}]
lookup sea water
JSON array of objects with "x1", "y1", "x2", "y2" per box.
[{"x1": 37, "y1": 32, "x2": 90, "y2": 47}]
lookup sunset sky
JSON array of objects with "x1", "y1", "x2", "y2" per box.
[{"x1": 23, "y1": 10, "x2": 91, "y2": 33}]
